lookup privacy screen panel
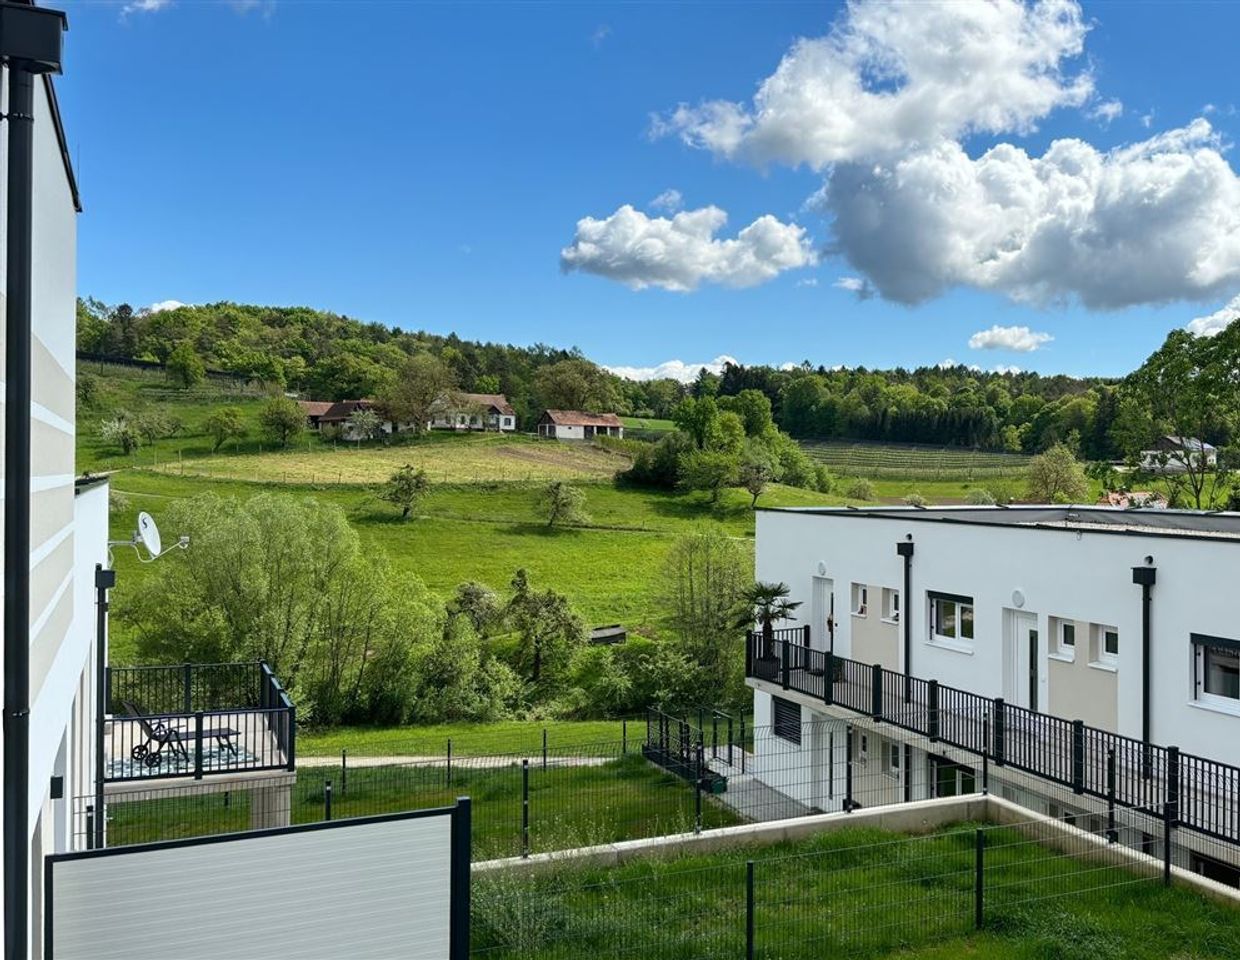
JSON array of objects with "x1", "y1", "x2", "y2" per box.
[{"x1": 48, "y1": 811, "x2": 455, "y2": 960}]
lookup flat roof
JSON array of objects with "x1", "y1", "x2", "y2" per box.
[{"x1": 757, "y1": 504, "x2": 1240, "y2": 542}]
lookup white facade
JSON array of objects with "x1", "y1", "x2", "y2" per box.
[
  {"x1": 1, "y1": 62, "x2": 103, "y2": 956},
  {"x1": 753, "y1": 506, "x2": 1240, "y2": 769}
]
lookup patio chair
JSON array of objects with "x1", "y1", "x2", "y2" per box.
[{"x1": 121, "y1": 700, "x2": 240, "y2": 768}]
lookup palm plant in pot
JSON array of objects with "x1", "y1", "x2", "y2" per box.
[{"x1": 736, "y1": 581, "x2": 801, "y2": 663}]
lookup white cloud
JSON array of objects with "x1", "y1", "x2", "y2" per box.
[
  {"x1": 122, "y1": 0, "x2": 171, "y2": 13},
  {"x1": 796, "y1": 277, "x2": 819, "y2": 288},
  {"x1": 833, "y1": 275, "x2": 874, "y2": 299},
  {"x1": 561, "y1": 204, "x2": 815, "y2": 292},
  {"x1": 968, "y1": 324, "x2": 1054, "y2": 352},
  {"x1": 652, "y1": 0, "x2": 1091, "y2": 169},
  {"x1": 648, "y1": 189, "x2": 683, "y2": 213},
  {"x1": 592, "y1": 24, "x2": 611, "y2": 47},
  {"x1": 1088, "y1": 98, "x2": 1123, "y2": 124},
  {"x1": 1186, "y1": 294, "x2": 1240, "y2": 337},
  {"x1": 605, "y1": 355, "x2": 739, "y2": 383},
  {"x1": 993, "y1": 364, "x2": 1023, "y2": 374},
  {"x1": 144, "y1": 299, "x2": 187, "y2": 314},
  {"x1": 826, "y1": 120, "x2": 1240, "y2": 307},
  {"x1": 1139, "y1": 110, "x2": 1155, "y2": 129}
]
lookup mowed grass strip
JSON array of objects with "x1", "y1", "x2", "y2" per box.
[
  {"x1": 104, "y1": 754, "x2": 739, "y2": 859},
  {"x1": 298, "y1": 720, "x2": 633, "y2": 757},
  {"x1": 152, "y1": 433, "x2": 632, "y2": 485},
  {"x1": 471, "y1": 824, "x2": 1240, "y2": 960}
]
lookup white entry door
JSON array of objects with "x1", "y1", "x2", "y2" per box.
[
  {"x1": 811, "y1": 577, "x2": 835, "y2": 651},
  {"x1": 1004, "y1": 610, "x2": 1040, "y2": 711}
]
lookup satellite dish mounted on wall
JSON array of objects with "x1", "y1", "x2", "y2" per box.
[{"x1": 136, "y1": 511, "x2": 162, "y2": 558}]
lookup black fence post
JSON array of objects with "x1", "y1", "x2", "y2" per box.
[
  {"x1": 823, "y1": 651, "x2": 834, "y2": 707},
  {"x1": 1106, "y1": 747, "x2": 1117, "y2": 844},
  {"x1": 183, "y1": 662, "x2": 193, "y2": 714},
  {"x1": 85, "y1": 805, "x2": 95, "y2": 851},
  {"x1": 740, "y1": 715, "x2": 747, "y2": 774},
  {"x1": 287, "y1": 705, "x2": 297, "y2": 772},
  {"x1": 193, "y1": 711, "x2": 204, "y2": 780},
  {"x1": 1071, "y1": 720, "x2": 1085, "y2": 794},
  {"x1": 341, "y1": 749, "x2": 348, "y2": 798},
  {"x1": 727, "y1": 715, "x2": 734, "y2": 767},
  {"x1": 927, "y1": 680, "x2": 940, "y2": 743},
  {"x1": 324, "y1": 779, "x2": 333, "y2": 821},
  {"x1": 694, "y1": 740, "x2": 704, "y2": 834},
  {"x1": 1163, "y1": 808, "x2": 1173, "y2": 886},
  {"x1": 745, "y1": 630, "x2": 753, "y2": 678},
  {"x1": 974, "y1": 829, "x2": 985, "y2": 930},
  {"x1": 622, "y1": 719, "x2": 628, "y2": 755},
  {"x1": 542, "y1": 728, "x2": 548, "y2": 771},
  {"x1": 871, "y1": 664, "x2": 883, "y2": 721},
  {"x1": 447, "y1": 738, "x2": 453, "y2": 787},
  {"x1": 992, "y1": 699, "x2": 1006, "y2": 767},
  {"x1": 521, "y1": 759, "x2": 530, "y2": 859},
  {"x1": 845, "y1": 727, "x2": 854, "y2": 812},
  {"x1": 780, "y1": 640, "x2": 790, "y2": 690},
  {"x1": 745, "y1": 860, "x2": 755, "y2": 960}
]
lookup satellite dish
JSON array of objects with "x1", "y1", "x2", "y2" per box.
[{"x1": 136, "y1": 511, "x2": 163, "y2": 557}]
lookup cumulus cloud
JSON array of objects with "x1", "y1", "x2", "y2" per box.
[
  {"x1": 652, "y1": 0, "x2": 1091, "y2": 169},
  {"x1": 561, "y1": 204, "x2": 815, "y2": 291},
  {"x1": 1186, "y1": 294, "x2": 1240, "y2": 337},
  {"x1": 122, "y1": 0, "x2": 171, "y2": 13},
  {"x1": 648, "y1": 189, "x2": 683, "y2": 213},
  {"x1": 605, "y1": 355, "x2": 739, "y2": 383},
  {"x1": 144, "y1": 299, "x2": 188, "y2": 314},
  {"x1": 826, "y1": 120, "x2": 1240, "y2": 307},
  {"x1": 968, "y1": 324, "x2": 1054, "y2": 352}
]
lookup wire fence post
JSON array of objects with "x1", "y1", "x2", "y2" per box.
[
  {"x1": 341, "y1": 748, "x2": 347, "y2": 798},
  {"x1": 1106, "y1": 746, "x2": 1117, "y2": 844},
  {"x1": 845, "y1": 726, "x2": 854, "y2": 812},
  {"x1": 974, "y1": 829, "x2": 985, "y2": 930},
  {"x1": 1164, "y1": 745, "x2": 1180, "y2": 886},
  {"x1": 622, "y1": 719, "x2": 627, "y2": 755},
  {"x1": 982, "y1": 711, "x2": 990, "y2": 795},
  {"x1": 1071, "y1": 720, "x2": 1085, "y2": 794},
  {"x1": 542, "y1": 728, "x2": 548, "y2": 771},
  {"x1": 694, "y1": 739, "x2": 704, "y2": 834},
  {"x1": 740, "y1": 715, "x2": 747, "y2": 774},
  {"x1": 324, "y1": 779, "x2": 333, "y2": 821},
  {"x1": 193, "y1": 712, "x2": 205, "y2": 780},
  {"x1": 447, "y1": 738, "x2": 453, "y2": 787},
  {"x1": 927, "y1": 679, "x2": 940, "y2": 742},
  {"x1": 521, "y1": 759, "x2": 530, "y2": 859},
  {"x1": 727, "y1": 715, "x2": 734, "y2": 767},
  {"x1": 85, "y1": 805, "x2": 95, "y2": 851},
  {"x1": 745, "y1": 860, "x2": 755, "y2": 960}
]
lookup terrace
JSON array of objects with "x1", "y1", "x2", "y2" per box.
[{"x1": 104, "y1": 661, "x2": 295, "y2": 786}]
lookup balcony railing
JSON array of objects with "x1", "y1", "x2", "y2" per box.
[
  {"x1": 104, "y1": 661, "x2": 295, "y2": 782},
  {"x1": 746, "y1": 631, "x2": 1240, "y2": 846}
]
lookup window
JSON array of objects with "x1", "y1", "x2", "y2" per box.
[
  {"x1": 1052, "y1": 619, "x2": 1076, "y2": 660},
  {"x1": 1193, "y1": 634, "x2": 1240, "y2": 705},
  {"x1": 929, "y1": 592, "x2": 974, "y2": 645},
  {"x1": 856, "y1": 733, "x2": 869, "y2": 763},
  {"x1": 772, "y1": 697, "x2": 802, "y2": 745},
  {"x1": 1191, "y1": 852, "x2": 1240, "y2": 889},
  {"x1": 1091, "y1": 625, "x2": 1119, "y2": 667},
  {"x1": 851, "y1": 583, "x2": 868, "y2": 617},
  {"x1": 883, "y1": 741, "x2": 902, "y2": 779},
  {"x1": 882, "y1": 588, "x2": 900, "y2": 623}
]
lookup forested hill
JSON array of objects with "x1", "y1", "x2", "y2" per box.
[{"x1": 76, "y1": 298, "x2": 1232, "y2": 459}]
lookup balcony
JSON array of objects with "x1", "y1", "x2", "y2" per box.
[{"x1": 104, "y1": 661, "x2": 295, "y2": 784}]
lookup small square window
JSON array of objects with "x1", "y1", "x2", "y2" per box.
[
  {"x1": 930, "y1": 593, "x2": 974, "y2": 645},
  {"x1": 851, "y1": 583, "x2": 868, "y2": 617},
  {"x1": 856, "y1": 733, "x2": 869, "y2": 763},
  {"x1": 1091, "y1": 624, "x2": 1119, "y2": 666},
  {"x1": 1194, "y1": 635, "x2": 1240, "y2": 704},
  {"x1": 1052, "y1": 619, "x2": 1076, "y2": 660}
]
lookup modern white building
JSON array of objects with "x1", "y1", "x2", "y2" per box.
[
  {"x1": 746, "y1": 505, "x2": 1240, "y2": 879},
  {"x1": 1, "y1": 6, "x2": 113, "y2": 953}
]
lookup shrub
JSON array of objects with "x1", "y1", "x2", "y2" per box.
[
  {"x1": 814, "y1": 465, "x2": 835, "y2": 494},
  {"x1": 902, "y1": 492, "x2": 927, "y2": 507},
  {"x1": 966, "y1": 488, "x2": 997, "y2": 505},
  {"x1": 845, "y1": 477, "x2": 876, "y2": 501}
]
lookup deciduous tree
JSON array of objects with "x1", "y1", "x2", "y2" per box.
[
  {"x1": 379, "y1": 464, "x2": 430, "y2": 520},
  {"x1": 259, "y1": 395, "x2": 305, "y2": 447},
  {"x1": 204, "y1": 407, "x2": 246, "y2": 451}
]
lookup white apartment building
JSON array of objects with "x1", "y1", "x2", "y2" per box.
[
  {"x1": 1, "y1": 8, "x2": 113, "y2": 954},
  {"x1": 746, "y1": 505, "x2": 1240, "y2": 878}
]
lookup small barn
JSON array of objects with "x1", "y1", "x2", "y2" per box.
[{"x1": 536, "y1": 410, "x2": 624, "y2": 440}]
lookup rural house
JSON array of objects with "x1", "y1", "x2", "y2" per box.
[
  {"x1": 296, "y1": 399, "x2": 334, "y2": 429},
  {"x1": 1139, "y1": 436, "x2": 1218, "y2": 473},
  {"x1": 536, "y1": 409, "x2": 624, "y2": 440},
  {"x1": 429, "y1": 392, "x2": 517, "y2": 432}
]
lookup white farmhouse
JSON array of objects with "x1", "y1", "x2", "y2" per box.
[
  {"x1": 536, "y1": 409, "x2": 624, "y2": 440},
  {"x1": 746, "y1": 504, "x2": 1240, "y2": 879},
  {"x1": 429, "y1": 392, "x2": 516, "y2": 432},
  {"x1": 1139, "y1": 436, "x2": 1218, "y2": 473}
]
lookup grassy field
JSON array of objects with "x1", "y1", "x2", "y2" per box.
[
  {"x1": 471, "y1": 823, "x2": 1240, "y2": 959},
  {"x1": 298, "y1": 719, "x2": 634, "y2": 757},
  {"x1": 149, "y1": 432, "x2": 633, "y2": 485},
  {"x1": 621, "y1": 416, "x2": 676, "y2": 433},
  {"x1": 106, "y1": 753, "x2": 739, "y2": 859},
  {"x1": 105, "y1": 471, "x2": 847, "y2": 663},
  {"x1": 802, "y1": 439, "x2": 1033, "y2": 482}
]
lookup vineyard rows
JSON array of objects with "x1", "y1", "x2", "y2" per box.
[{"x1": 800, "y1": 440, "x2": 1033, "y2": 480}]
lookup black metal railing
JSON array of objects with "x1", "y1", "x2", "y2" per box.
[
  {"x1": 746, "y1": 632, "x2": 1240, "y2": 846},
  {"x1": 104, "y1": 661, "x2": 295, "y2": 782}
]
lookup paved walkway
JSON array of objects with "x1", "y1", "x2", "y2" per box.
[{"x1": 707, "y1": 751, "x2": 814, "y2": 822}]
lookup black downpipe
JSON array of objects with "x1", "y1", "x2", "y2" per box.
[
  {"x1": 1132, "y1": 565, "x2": 1156, "y2": 773},
  {"x1": 4, "y1": 59, "x2": 36, "y2": 960},
  {"x1": 94, "y1": 566, "x2": 116, "y2": 849},
  {"x1": 897, "y1": 540, "x2": 914, "y2": 700}
]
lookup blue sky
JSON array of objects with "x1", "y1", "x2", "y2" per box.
[{"x1": 56, "y1": 1, "x2": 1240, "y2": 380}]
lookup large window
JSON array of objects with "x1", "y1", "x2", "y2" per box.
[
  {"x1": 1193, "y1": 634, "x2": 1240, "y2": 706},
  {"x1": 929, "y1": 592, "x2": 974, "y2": 646},
  {"x1": 772, "y1": 696, "x2": 802, "y2": 745}
]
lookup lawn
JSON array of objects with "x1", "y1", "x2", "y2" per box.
[
  {"x1": 298, "y1": 719, "x2": 634, "y2": 757},
  {"x1": 471, "y1": 823, "x2": 1240, "y2": 959},
  {"x1": 148, "y1": 432, "x2": 635, "y2": 485},
  {"x1": 621, "y1": 416, "x2": 676, "y2": 434},
  {"x1": 104, "y1": 753, "x2": 739, "y2": 859}
]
